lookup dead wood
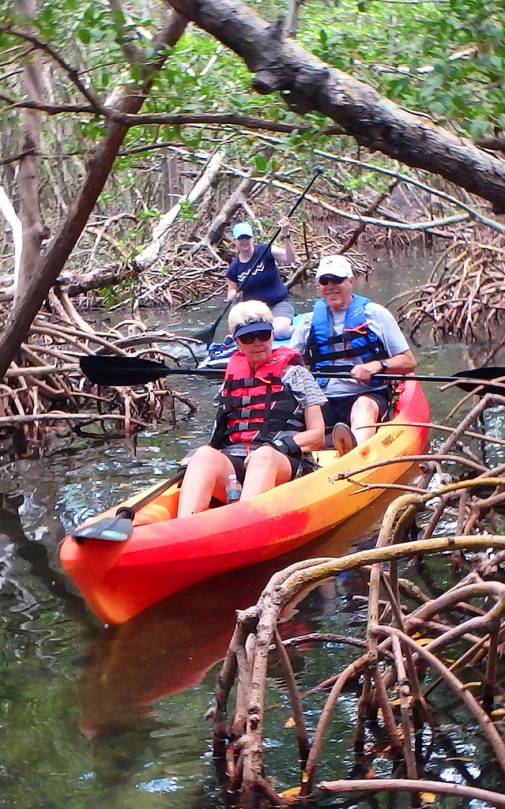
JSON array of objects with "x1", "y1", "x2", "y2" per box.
[
  {"x1": 210, "y1": 392, "x2": 505, "y2": 806},
  {"x1": 397, "y1": 237, "x2": 505, "y2": 343},
  {"x1": 0, "y1": 307, "x2": 199, "y2": 457},
  {"x1": 318, "y1": 778, "x2": 505, "y2": 806}
]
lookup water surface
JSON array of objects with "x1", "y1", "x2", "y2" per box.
[{"x1": 1, "y1": 249, "x2": 502, "y2": 808}]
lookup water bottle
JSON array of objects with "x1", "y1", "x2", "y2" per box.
[{"x1": 226, "y1": 473, "x2": 242, "y2": 504}]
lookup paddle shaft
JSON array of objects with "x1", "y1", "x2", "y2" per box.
[
  {"x1": 79, "y1": 355, "x2": 505, "y2": 393},
  {"x1": 195, "y1": 167, "x2": 324, "y2": 345},
  {"x1": 133, "y1": 368, "x2": 502, "y2": 385},
  {"x1": 117, "y1": 466, "x2": 186, "y2": 519}
]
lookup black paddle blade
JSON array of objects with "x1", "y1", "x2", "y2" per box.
[
  {"x1": 452, "y1": 367, "x2": 505, "y2": 395},
  {"x1": 80, "y1": 355, "x2": 169, "y2": 386},
  {"x1": 193, "y1": 320, "x2": 220, "y2": 346},
  {"x1": 194, "y1": 305, "x2": 231, "y2": 346},
  {"x1": 72, "y1": 514, "x2": 134, "y2": 543}
]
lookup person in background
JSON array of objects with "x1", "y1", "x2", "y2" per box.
[
  {"x1": 178, "y1": 301, "x2": 326, "y2": 517},
  {"x1": 289, "y1": 254, "x2": 417, "y2": 454},
  {"x1": 226, "y1": 217, "x2": 297, "y2": 339}
]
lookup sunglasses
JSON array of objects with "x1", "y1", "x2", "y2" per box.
[
  {"x1": 319, "y1": 275, "x2": 347, "y2": 286},
  {"x1": 236, "y1": 329, "x2": 272, "y2": 345}
]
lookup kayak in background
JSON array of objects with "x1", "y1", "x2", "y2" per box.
[{"x1": 199, "y1": 313, "x2": 305, "y2": 369}]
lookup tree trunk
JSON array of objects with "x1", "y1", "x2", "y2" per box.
[
  {"x1": 0, "y1": 10, "x2": 187, "y2": 380},
  {"x1": 0, "y1": 186, "x2": 22, "y2": 290},
  {"x1": 166, "y1": 0, "x2": 505, "y2": 213},
  {"x1": 15, "y1": 0, "x2": 46, "y2": 301},
  {"x1": 135, "y1": 148, "x2": 225, "y2": 270},
  {"x1": 285, "y1": 0, "x2": 304, "y2": 37}
]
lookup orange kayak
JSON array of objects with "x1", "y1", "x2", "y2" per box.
[{"x1": 59, "y1": 380, "x2": 429, "y2": 624}]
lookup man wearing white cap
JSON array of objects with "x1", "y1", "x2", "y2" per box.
[
  {"x1": 289, "y1": 254, "x2": 417, "y2": 453},
  {"x1": 226, "y1": 217, "x2": 297, "y2": 339}
]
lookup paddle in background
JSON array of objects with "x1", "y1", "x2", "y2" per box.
[
  {"x1": 79, "y1": 354, "x2": 505, "y2": 395},
  {"x1": 193, "y1": 166, "x2": 325, "y2": 347}
]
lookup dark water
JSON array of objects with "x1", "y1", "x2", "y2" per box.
[{"x1": 1, "y1": 250, "x2": 503, "y2": 808}]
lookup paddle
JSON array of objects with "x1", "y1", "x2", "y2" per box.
[
  {"x1": 79, "y1": 355, "x2": 505, "y2": 395},
  {"x1": 71, "y1": 466, "x2": 186, "y2": 543},
  {"x1": 193, "y1": 167, "x2": 325, "y2": 347}
]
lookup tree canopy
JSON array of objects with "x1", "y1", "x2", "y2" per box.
[{"x1": 1, "y1": 0, "x2": 505, "y2": 376}]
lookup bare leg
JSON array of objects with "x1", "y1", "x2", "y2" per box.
[
  {"x1": 241, "y1": 445, "x2": 292, "y2": 499},
  {"x1": 178, "y1": 446, "x2": 235, "y2": 517},
  {"x1": 350, "y1": 395, "x2": 381, "y2": 444},
  {"x1": 273, "y1": 315, "x2": 293, "y2": 340}
]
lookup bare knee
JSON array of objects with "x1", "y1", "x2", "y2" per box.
[
  {"x1": 246, "y1": 445, "x2": 292, "y2": 483},
  {"x1": 350, "y1": 397, "x2": 380, "y2": 443},
  {"x1": 186, "y1": 445, "x2": 220, "y2": 467},
  {"x1": 353, "y1": 399, "x2": 378, "y2": 420},
  {"x1": 273, "y1": 317, "x2": 293, "y2": 340},
  {"x1": 246, "y1": 444, "x2": 277, "y2": 470}
]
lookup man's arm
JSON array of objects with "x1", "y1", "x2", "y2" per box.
[
  {"x1": 288, "y1": 314, "x2": 312, "y2": 354},
  {"x1": 351, "y1": 348, "x2": 417, "y2": 384},
  {"x1": 351, "y1": 303, "x2": 417, "y2": 383}
]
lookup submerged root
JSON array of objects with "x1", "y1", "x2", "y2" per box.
[{"x1": 211, "y1": 394, "x2": 505, "y2": 807}]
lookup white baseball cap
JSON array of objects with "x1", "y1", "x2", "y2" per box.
[{"x1": 315, "y1": 255, "x2": 354, "y2": 281}]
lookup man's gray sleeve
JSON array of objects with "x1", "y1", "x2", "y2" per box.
[
  {"x1": 366, "y1": 303, "x2": 410, "y2": 356},
  {"x1": 288, "y1": 314, "x2": 312, "y2": 354}
]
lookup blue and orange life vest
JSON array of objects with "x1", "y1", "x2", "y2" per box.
[
  {"x1": 307, "y1": 294, "x2": 388, "y2": 387},
  {"x1": 214, "y1": 346, "x2": 305, "y2": 446}
]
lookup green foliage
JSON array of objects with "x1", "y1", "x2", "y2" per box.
[
  {"x1": 3, "y1": 0, "x2": 505, "y2": 145},
  {"x1": 1, "y1": 0, "x2": 505, "y2": 248},
  {"x1": 99, "y1": 279, "x2": 137, "y2": 308},
  {"x1": 178, "y1": 199, "x2": 198, "y2": 220},
  {"x1": 303, "y1": 0, "x2": 505, "y2": 139}
]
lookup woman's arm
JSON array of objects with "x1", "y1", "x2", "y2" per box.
[
  {"x1": 292, "y1": 405, "x2": 326, "y2": 452},
  {"x1": 226, "y1": 278, "x2": 239, "y2": 302},
  {"x1": 271, "y1": 216, "x2": 297, "y2": 264}
]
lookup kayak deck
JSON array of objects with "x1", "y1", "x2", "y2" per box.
[{"x1": 59, "y1": 380, "x2": 429, "y2": 624}]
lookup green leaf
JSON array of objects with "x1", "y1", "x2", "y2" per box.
[
  {"x1": 112, "y1": 8, "x2": 126, "y2": 26},
  {"x1": 469, "y1": 117, "x2": 490, "y2": 138},
  {"x1": 254, "y1": 155, "x2": 267, "y2": 172},
  {"x1": 77, "y1": 27, "x2": 91, "y2": 44},
  {"x1": 430, "y1": 101, "x2": 446, "y2": 116},
  {"x1": 451, "y1": 96, "x2": 468, "y2": 112}
]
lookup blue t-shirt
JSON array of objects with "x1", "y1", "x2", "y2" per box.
[{"x1": 226, "y1": 244, "x2": 288, "y2": 308}]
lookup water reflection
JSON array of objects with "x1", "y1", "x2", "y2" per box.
[{"x1": 77, "y1": 489, "x2": 399, "y2": 740}]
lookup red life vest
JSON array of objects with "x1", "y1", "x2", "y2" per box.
[{"x1": 218, "y1": 346, "x2": 305, "y2": 446}]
